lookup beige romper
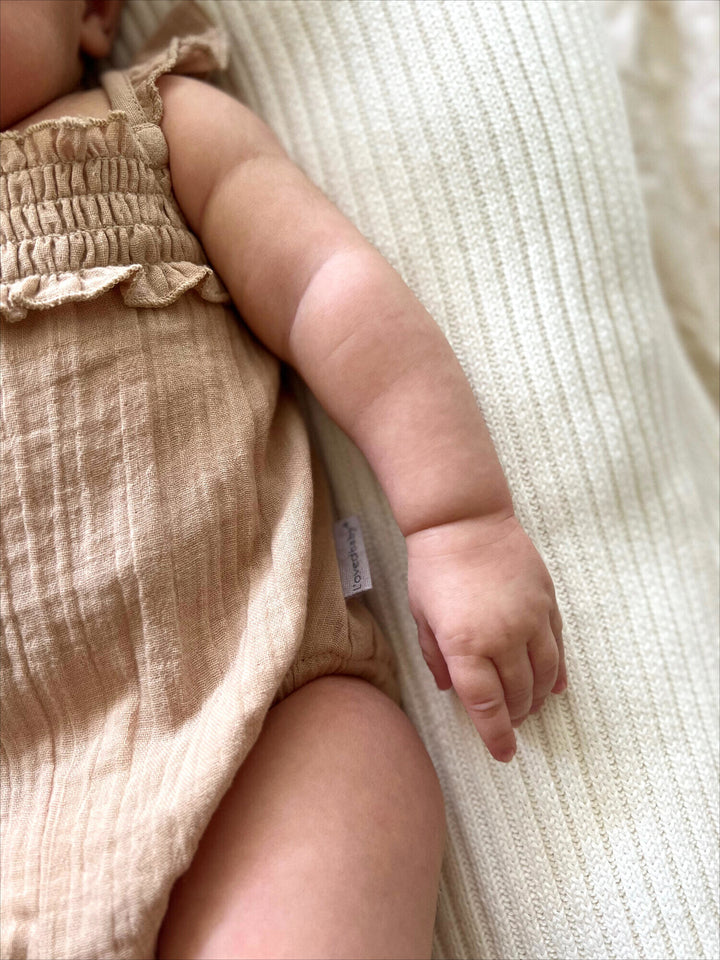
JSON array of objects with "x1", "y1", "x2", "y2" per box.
[{"x1": 0, "y1": 6, "x2": 399, "y2": 958}]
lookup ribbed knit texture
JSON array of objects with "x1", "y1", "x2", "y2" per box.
[
  {"x1": 601, "y1": 0, "x2": 719, "y2": 409},
  {"x1": 113, "y1": 1, "x2": 717, "y2": 957}
]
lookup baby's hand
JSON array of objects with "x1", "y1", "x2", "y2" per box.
[{"x1": 406, "y1": 513, "x2": 566, "y2": 762}]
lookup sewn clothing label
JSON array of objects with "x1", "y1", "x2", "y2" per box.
[{"x1": 333, "y1": 516, "x2": 373, "y2": 597}]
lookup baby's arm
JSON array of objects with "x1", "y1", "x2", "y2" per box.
[{"x1": 158, "y1": 76, "x2": 566, "y2": 761}]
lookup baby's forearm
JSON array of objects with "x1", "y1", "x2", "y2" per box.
[
  {"x1": 197, "y1": 161, "x2": 512, "y2": 533},
  {"x1": 289, "y1": 246, "x2": 513, "y2": 537}
]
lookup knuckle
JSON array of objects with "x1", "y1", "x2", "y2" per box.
[
  {"x1": 484, "y1": 609, "x2": 521, "y2": 636},
  {"x1": 443, "y1": 630, "x2": 513, "y2": 663},
  {"x1": 505, "y1": 687, "x2": 533, "y2": 704},
  {"x1": 467, "y1": 698, "x2": 505, "y2": 718},
  {"x1": 534, "y1": 658, "x2": 559, "y2": 683},
  {"x1": 441, "y1": 631, "x2": 482, "y2": 655},
  {"x1": 492, "y1": 608, "x2": 542, "y2": 642}
]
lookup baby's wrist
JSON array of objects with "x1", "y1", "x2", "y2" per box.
[
  {"x1": 392, "y1": 467, "x2": 514, "y2": 540},
  {"x1": 403, "y1": 503, "x2": 518, "y2": 549}
]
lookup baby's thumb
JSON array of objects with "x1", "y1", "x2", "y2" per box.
[{"x1": 415, "y1": 617, "x2": 453, "y2": 690}]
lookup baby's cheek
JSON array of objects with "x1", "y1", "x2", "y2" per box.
[{"x1": 0, "y1": 0, "x2": 83, "y2": 129}]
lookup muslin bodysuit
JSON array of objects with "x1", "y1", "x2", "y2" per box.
[{"x1": 0, "y1": 4, "x2": 399, "y2": 957}]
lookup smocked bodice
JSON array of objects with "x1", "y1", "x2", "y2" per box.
[{"x1": 0, "y1": 4, "x2": 230, "y2": 322}]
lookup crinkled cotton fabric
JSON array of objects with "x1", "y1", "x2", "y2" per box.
[{"x1": 0, "y1": 4, "x2": 399, "y2": 957}]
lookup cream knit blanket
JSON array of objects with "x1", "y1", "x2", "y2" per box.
[{"x1": 113, "y1": 2, "x2": 720, "y2": 958}]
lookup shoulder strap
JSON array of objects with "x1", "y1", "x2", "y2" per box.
[
  {"x1": 101, "y1": 69, "x2": 147, "y2": 125},
  {"x1": 100, "y1": 0, "x2": 229, "y2": 165}
]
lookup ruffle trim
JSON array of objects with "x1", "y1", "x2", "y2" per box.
[
  {"x1": 0, "y1": 261, "x2": 230, "y2": 322},
  {"x1": 127, "y1": 2, "x2": 230, "y2": 128}
]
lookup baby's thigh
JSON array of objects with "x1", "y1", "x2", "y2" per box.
[{"x1": 156, "y1": 675, "x2": 446, "y2": 960}]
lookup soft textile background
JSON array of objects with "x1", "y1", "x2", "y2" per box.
[
  {"x1": 602, "y1": 0, "x2": 719, "y2": 407},
  {"x1": 113, "y1": 2, "x2": 719, "y2": 958}
]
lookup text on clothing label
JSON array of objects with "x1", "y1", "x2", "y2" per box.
[{"x1": 333, "y1": 516, "x2": 373, "y2": 597}]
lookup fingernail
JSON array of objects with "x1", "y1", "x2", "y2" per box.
[
  {"x1": 498, "y1": 747, "x2": 516, "y2": 763},
  {"x1": 554, "y1": 678, "x2": 568, "y2": 694}
]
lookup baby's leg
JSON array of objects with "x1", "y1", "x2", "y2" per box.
[{"x1": 155, "y1": 675, "x2": 446, "y2": 960}]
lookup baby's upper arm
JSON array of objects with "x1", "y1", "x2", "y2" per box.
[
  {"x1": 154, "y1": 74, "x2": 366, "y2": 360},
  {"x1": 156, "y1": 75, "x2": 286, "y2": 239}
]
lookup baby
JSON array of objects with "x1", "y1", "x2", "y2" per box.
[{"x1": 1, "y1": 1, "x2": 566, "y2": 958}]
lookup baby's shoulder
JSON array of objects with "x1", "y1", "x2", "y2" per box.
[{"x1": 155, "y1": 74, "x2": 276, "y2": 152}]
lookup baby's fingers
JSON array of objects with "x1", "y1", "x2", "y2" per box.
[
  {"x1": 445, "y1": 653, "x2": 516, "y2": 762},
  {"x1": 527, "y1": 626, "x2": 560, "y2": 712},
  {"x1": 550, "y1": 606, "x2": 567, "y2": 693},
  {"x1": 416, "y1": 617, "x2": 452, "y2": 691}
]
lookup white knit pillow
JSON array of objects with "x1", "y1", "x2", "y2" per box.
[
  {"x1": 116, "y1": 3, "x2": 720, "y2": 958},
  {"x1": 601, "y1": 0, "x2": 719, "y2": 407}
]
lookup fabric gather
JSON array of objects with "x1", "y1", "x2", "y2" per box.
[{"x1": 0, "y1": 57, "x2": 230, "y2": 323}]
